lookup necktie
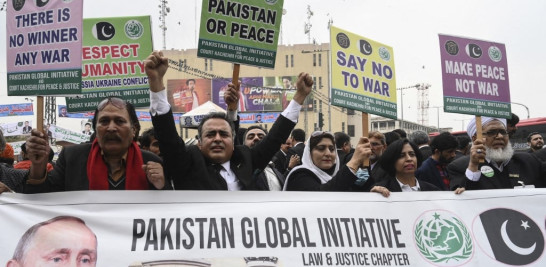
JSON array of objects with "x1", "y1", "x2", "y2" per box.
[{"x1": 212, "y1": 164, "x2": 224, "y2": 181}]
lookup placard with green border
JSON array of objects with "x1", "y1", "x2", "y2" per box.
[
  {"x1": 197, "y1": 0, "x2": 284, "y2": 68},
  {"x1": 330, "y1": 26, "x2": 397, "y2": 119},
  {"x1": 65, "y1": 16, "x2": 153, "y2": 112},
  {"x1": 6, "y1": 0, "x2": 83, "y2": 96}
]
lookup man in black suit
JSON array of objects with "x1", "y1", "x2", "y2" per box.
[
  {"x1": 334, "y1": 132, "x2": 351, "y2": 164},
  {"x1": 144, "y1": 51, "x2": 313, "y2": 190},
  {"x1": 448, "y1": 117, "x2": 545, "y2": 190},
  {"x1": 24, "y1": 98, "x2": 168, "y2": 192},
  {"x1": 243, "y1": 126, "x2": 285, "y2": 190},
  {"x1": 272, "y1": 137, "x2": 291, "y2": 174},
  {"x1": 284, "y1": 128, "x2": 305, "y2": 172},
  {"x1": 22, "y1": 121, "x2": 32, "y2": 134}
]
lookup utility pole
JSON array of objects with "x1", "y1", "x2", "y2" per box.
[
  {"x1": 45, "y1": 96, "x2": 56, "y2": 127},
  {"x1": 158, "y1": 0, "x2": 170, "y2": 50},
  {"x1": 304, "y1": 5, "x2": 313, "y2": 43},
  {"x1": 327, "y1": 17, "x2": 333, "y2": 132},
  {"x1": 301, "y1": 48, "x2": 331, "y2": 133},
  {"x1": 431, "y1": 106, "x2": 442, "y2": 131},
  {"x1": 302, "y1": 5, "x2": 314, "y2": 135}
]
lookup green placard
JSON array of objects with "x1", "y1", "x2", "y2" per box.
[
  {"x1": 66, "y1": 16, "x2": 153, "y2": 112},
  {"x1": 197, "y1": 0, "x2": 284, "y2": 68}
]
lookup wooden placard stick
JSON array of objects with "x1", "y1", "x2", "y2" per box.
[
  {"x1": 228, "y1": 63, "x2": 241, "y2": 111},
  {"x1": 475, "y1": 115, "x2": 484, "y2": 163},
  {"x1": 362, "y1": 112, "x2": 369, "y2": 167},
  {"x1": 37, "y1": 96, "x2": 44, "y2": 132}
]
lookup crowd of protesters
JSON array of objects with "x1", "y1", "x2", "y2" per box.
[{"x1": 1, "y1": 52, "x2": 545, "y2": 195}]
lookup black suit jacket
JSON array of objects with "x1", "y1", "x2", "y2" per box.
[
  {"x1": 374, "y1": 176, "x2": 440, "y2": 192},
  {"x1": 22, "y1": 126, "x2": 32, "y2": 134},
  {"x1": 370, "y1": 163, "x2": 390, "y2": 183},
  {"x1": 285, "y1": 165, "x2": 371, "y2": 191},
  {"x1": 285, "y1": 142, "x2": 305, "y2": 169},
  {"x1": 153, "y1": 110, "x2": 295, "y2": 190},
  {"x1": 24, "y1": 143, "x2": 165, "y2": 193},
  {"x1": 419, "y1": 146, "x2": 432, "y2": 160},
  {"x1": 272, "y1": 150, "x2": 288, "y2": 174},
  {"x1": 447, "y1": 153, "x2": 545, "y2": 190}
]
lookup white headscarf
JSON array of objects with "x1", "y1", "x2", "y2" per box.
[
  {"x1": 282, "y1": 134, "x2": 340, "y2": 190},
  {"x1": 466, "y1": 117, "x2": 507, "y2": 137}
]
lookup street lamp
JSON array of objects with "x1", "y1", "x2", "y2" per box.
[
  {"x1": 397, "y1": 84, "x2": 419, "y2": 127},
  {"x1": 511, "y1": 102, "x2": 530, "y2": 119}
]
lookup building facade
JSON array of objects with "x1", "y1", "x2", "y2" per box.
[{"x1": 157, "y1": 44, "x2": 437, "y2": 145}]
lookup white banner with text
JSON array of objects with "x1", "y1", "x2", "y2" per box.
[{"x1": 0, "y1": 190, "x2": 544, "y2": 266}]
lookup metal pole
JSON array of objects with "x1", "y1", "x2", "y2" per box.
[
  {"x1": 304, "y1": 99, "x2": 308, "y2": 134},
  {"x1": 327, "y1": 47, "x2": 332, "y2": 132},
  {"x1": 401, "y1": 91, "x2": 404, "y2": 123},
  {"x1": 437, "y1": 107, "x2": 440, "y2": 131}
]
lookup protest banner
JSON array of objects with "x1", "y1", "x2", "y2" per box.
[
  {"x1": 65, "y1": 16, "x2": 153, "y2": 112},
  {"x1": 57, "y1": 105, "x2": 181, "y2": 122},
  {"x1": 262, "y1": 75, "x2": 298, "y2": 111},
  {"x1": 212, "y1": 77, "x2": 265, "y2": 112},
  {"x1": 330, "y1": 26, "x2": 397, "y2": 120},
  {"x1": 197, "y1": 0, "x2": 284, "y2": 68},
  {"x1": 439, "y1": 34, "x2": 511, "y2": 118},
  {"x1": 0, "y1": 103, "x2": 33, "y2": 117},
  {"x1": 210, "y1": 77, "x2": 302, "y2": 112},
  {"x1": 6, "y1": 0, "x2": 83, "y2": 96},
  {"x1": 49, "y1": 124, "x2": 90, "y2": 144},
  {"x1": 198, "y1": 0, "x2": 285, "y2": 111},
  {"x1": 0, "y1": 120, "x2": 33, "y2": 136},
  {"x1": 166, "y1": 78, "x2": 212, "y2": 113},
  {"x1": 7, "y1": 141, "x2": 25, "y2": 156},
  {"x1": 239, "y1": 112, "x2": 281, "y2": 124},
  {"x1": 0, "y1": 190, "x2": 544, "y2": 266}
]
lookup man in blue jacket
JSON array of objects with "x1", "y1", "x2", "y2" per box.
[{"x1": 416, "y1": 132, "x2": 458, "y2": 190}]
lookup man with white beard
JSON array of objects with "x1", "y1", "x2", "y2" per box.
[{"x1": 447, "y1": 117, "x2": 545, "y2": 190}]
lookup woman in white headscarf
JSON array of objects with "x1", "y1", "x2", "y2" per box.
[{"x1": 283, "y1": 131, "x2": 373, "y2": 191}]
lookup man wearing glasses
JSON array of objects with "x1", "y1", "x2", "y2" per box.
[
  {"x1": 448, "y1": 117, "x2": 545, "y2": 190},
  {"x1": 21, "y1": 98, "x2": 169, "y2": 192}
]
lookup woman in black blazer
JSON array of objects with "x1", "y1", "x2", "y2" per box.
[{"x1": 371, "y1": 139, "x2": 441, "y2": 197}]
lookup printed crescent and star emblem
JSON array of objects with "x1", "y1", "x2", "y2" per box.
[
  {"x1": 415, "y1": 209, "x2": 544, "y2": 265},
  {"x1": 36, "y1": 0, "x2": 49, "y2": 7},
  {"x1": 473, "y1": 208, "x2": 544, "y2": 265}
]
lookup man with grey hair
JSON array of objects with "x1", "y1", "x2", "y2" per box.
[
  {"x1": 448, "y1": 117, "x2": 545, "y2": 190},
  {"x1": 7, "y1": 216, "x2": 97, "y2": 267},
  {"x1": 409, "y1": 130, "x2": 432, "y2": 159}
]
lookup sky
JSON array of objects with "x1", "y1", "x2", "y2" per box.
[{"x1": 1, "y1": 0, "x2": 545, "y2": 131}]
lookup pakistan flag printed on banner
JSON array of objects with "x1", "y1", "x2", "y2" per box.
[
  {"x1": 330, "y1": 26, "x2": 397, "y2": 119},
  {"x1": 197, "y1": 0, "x2": 284, "y2": 68},
  {"x1": 414, "y1": 211, "x2": 473, "y2": 266},
  {"x1": 65, "y1": 16, "x2": 153, "y2": 112}
]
